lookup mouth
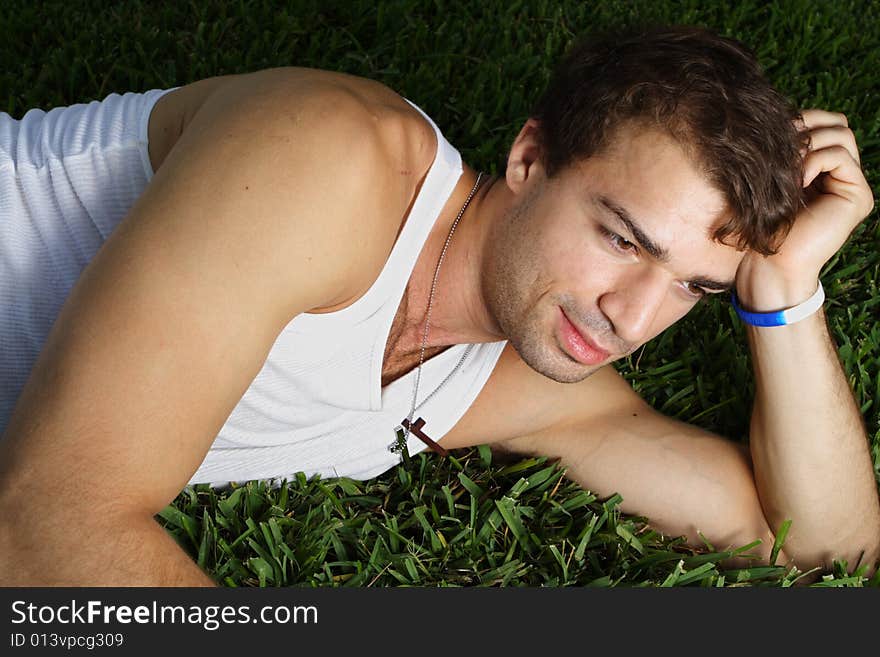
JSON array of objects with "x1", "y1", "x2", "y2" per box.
[{"x1": 558, "y1": 307, "x2": 611, "y2": 365}]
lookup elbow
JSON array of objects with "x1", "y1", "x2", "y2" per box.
[
  {"x1": 781, "y1": 504, "x2": 880, "y2": 579},
  {"x1": 714, "y1": 507, "x2": 880, "y2": 582},
  {"x1": 802, "y1": 538, "x2": 880, "y2": 579},
  {"x1": 763, "y1": 529, "x2": 880, "y2": 582}
]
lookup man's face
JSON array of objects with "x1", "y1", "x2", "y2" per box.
[{"x1": 482, "y1": 120, "x2": 747, "y2": 384}]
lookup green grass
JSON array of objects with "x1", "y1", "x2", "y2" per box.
[{"x1": 3, "y1": 0, "x2": 878, "y2": 586}]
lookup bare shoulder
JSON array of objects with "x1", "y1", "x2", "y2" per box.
[
  {"x1": 149, "y1": 66, "x2": 434, "y2": 193},
  {"x1": 148, "y1": 66, "x2": 436, "y2": 313},
  {"x1": 442, "y1": 344, "x2": 648, "y2": 450}
]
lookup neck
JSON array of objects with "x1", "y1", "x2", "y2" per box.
[{"x1": 396, "y1": 166, "x2": 509, "y2": 354}]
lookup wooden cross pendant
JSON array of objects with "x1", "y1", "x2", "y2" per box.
[{"x1": 396, "y1": 417, "x2": 450, "y2": 457}]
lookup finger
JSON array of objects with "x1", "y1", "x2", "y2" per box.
[
  {"x1": 799, "y1": 108, "x2": 849, "y2": 130},
  {"x1": 803, "y1": 145, "x2": 861, "y2": 187},
  {"x1": 802, "y1": 145, "x2": 874, "y2": 214},
  {"x1": 805, "y1": 126, "x2": 861, "y2": 165}
]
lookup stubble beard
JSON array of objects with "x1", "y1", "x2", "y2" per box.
[{"x1": 481, "y1": 182, "x2": 600, "y2": 385}]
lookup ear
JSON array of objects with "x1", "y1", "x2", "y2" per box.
[{"x1": 505, "y1": 117, "x2": 545, "y2": 193}]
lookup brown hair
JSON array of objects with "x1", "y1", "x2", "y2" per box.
[{"x1": 530, "y1": 25, "x2": 808, "y2": 255}]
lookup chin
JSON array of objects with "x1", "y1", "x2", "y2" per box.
[{"x1": 506, "y1": 315, "x2": 603, "y2": 385}]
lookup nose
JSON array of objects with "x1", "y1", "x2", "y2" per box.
[{"x1": 599, "y1": 269, "x2": 668, "y2": 346}]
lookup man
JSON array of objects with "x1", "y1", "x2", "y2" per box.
[{"x1": 0, "y1": 25, "x2": 877, "y2": 586}]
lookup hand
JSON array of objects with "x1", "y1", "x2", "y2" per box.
[{"x1": 734, "y1": 109, "x2": 875, "y2": 311}]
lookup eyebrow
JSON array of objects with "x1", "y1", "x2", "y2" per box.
[{"x1": 596, "y1": 196, "x2": 736, "y2": 292}]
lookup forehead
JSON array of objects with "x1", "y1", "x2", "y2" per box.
[{"x1": 571, "y1": 125, "x2": 732, "y2": 239}]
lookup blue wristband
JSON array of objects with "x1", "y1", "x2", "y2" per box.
[{"x1": 731, "y1": 281, "x2": 825, "y2": 327}]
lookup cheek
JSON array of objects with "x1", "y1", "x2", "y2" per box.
[
  {"x1": 648, "y1": 299, "x2": 699, "y2": 341},
  {"x1": 661, "y1": 304, "x2": 690, "y2": 329},
  {"x1": 554, "y1": 232, "x2": 620, "y2": 293}
]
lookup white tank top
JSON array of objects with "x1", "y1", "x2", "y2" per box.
[
  {"x1": 190, "y1": 99, "x2": 508, "y2": 485},
  {"x1": 0, "y1": 87, "x2": 508, "y2": 485}
]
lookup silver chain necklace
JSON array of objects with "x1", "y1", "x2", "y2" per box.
[{"x1": 390, "y1": 171, "x2": 486, "y2": 459}]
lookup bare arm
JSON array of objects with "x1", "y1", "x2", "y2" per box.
[
  {"x1": 497, "y1": 284, "x2": 878, "y2": 578},
  {"x1": 739, "y1": 285, "x2": 880, "y2": 572},
  {"x1": 2, "y1": 505, "x2": 217, "y2": 586},
  {"x1": 0, "y1": 70, "x2": 397, "y2": 585},
  {"x1": 497, "y1": 368, "x2": 788, "y2": 572},
  {"x1": 733, "y1": 109, "x2": 880, "y2": 573}
]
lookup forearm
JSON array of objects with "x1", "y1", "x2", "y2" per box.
[
  {"x1": 741, "y1": 281, "x2": 880, "y2": 572},
  {"x1": 0, "y1": 502, "x2": 215, "y2": 586}
]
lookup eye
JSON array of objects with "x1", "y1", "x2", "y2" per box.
[
  {"x1": 599, "y1": 225, "x2": 637, "y2": 254},
  {"x1": 683, "y1": 282, "x2": 709, "y2": 299}
]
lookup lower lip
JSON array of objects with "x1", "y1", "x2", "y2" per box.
[{"x1": 559, "y1": 308, "x2": 609, "y2": 365}]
